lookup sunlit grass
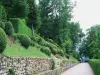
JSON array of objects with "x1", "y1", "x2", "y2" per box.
[{"x1": 3, "y1": 43, "x2": 48, "y2": 58}]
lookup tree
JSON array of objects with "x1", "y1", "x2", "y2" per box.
[
  {"x1": 1, "y1": 0, "x2": 29, "y2": 19},
  {"x1": 69, "y1": 22, "x2": 84, "y2": 50},
  {"x1": 0, "y1": 4, "x2": 7, "y2": 21},
  {"x1": 79, "y1": 25, "x2": 100, "y2": 59},
  {"x1": 39, "y1": 0, "x2": 73, "y2": 45},
  {"x1": 27, "y1": 0, "x2": 41, "y2": 32}
]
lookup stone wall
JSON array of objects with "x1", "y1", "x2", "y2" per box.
[
  {"x1": 0, "y1": 56, "x2": 52, "y2": 75},
  {"x1": 0, "y1": 55, "x2": 78, "y2": 75}
]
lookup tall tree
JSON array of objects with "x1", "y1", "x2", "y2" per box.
[
  {"x1": 79, "y1": 25, "x2": 100, "y2": 59},
  {"x1": 1, "y1": 0, "x2": 29, "y2": 19},
  {"x1": 0, "y1": 4, "x2": 7, "y2": 21},
  {"x1": 27, "y1": 0, "x2": 41, "y2": 32},
  {"x1": 39, "y1": 0, "x2": 73, "y2": 45}
]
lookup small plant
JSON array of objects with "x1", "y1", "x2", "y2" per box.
[
  {"x1": 8, "y1": 68, "x2": 15, "y2": 75},
  {"x1": 58, "y1": 50, "x2": 64, "y2": 56},
  {"x1": 0, "y1": 28, "x2": 7, "y2": 53},
  {"x1": 50, "y1": 59, "x2": 55, "y2": 70},
  {"x1": 5, "y1": 22, "x2": 14, "y2": 36},
  {"x1": 0, "y1": 21, "x2": 5, "y2": 29},
  {"x1": 40, "y1": 47, "x2": 51, "y2": 56}
]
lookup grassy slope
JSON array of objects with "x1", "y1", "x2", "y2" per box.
[
  {"x1": 3, "y1": 43, "x2": 48, "y2": 57},
  {"x1": 18, "y1": 19, "x2": 32, "y2": 36}
]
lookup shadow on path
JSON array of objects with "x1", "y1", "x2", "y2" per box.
[{"x1": 62, "y1": 63, "x2": 94, "y2": 75}]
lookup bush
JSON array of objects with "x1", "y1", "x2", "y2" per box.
[
  {"x1": 30, "y1": 34, "x2": 43, "y2": 43},
  {"x1": 50, "y1": 59, "x2": 55, "y2": 70},
  {"x1": 17, "y1": 34, "x2": 31, "y2": 48},
  {"x1": 48, "y1": 45, "x2": 58, "y2": 55},
  {"x1": 30, "y1": 34, "x2": 61, "y2": 55},
  {"x1": 40, "y1": 47, "x2": 51, "y2": 56},
  {"x1": 10, "y1": 18, "x2": 19, "y2": 32},
  {"x1": 8, "y1": 68, "x2": 15, "y2": 75},
  {"x1": 10, "y1": 18, "x2": 32, "y2": 36},
  {"x1": 0, "y1": 21, "x2": 5, "y2": 29},
  {"x1": 58, "y1": 50, "x2": 64, "y2": 56},
  {"x1": 5, "y1": 22, "x2": 14, "y2": 36},
  {"x1": 0, "y1": 28, "x2": 7, "y2": 53},
  {"x1": 46, "y1": 38, "x2": 54, "y2": 43},
  {"x1": 89, "y1": 59, "x2": 100, "y2": 75}
]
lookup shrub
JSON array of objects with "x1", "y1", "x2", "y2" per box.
[
  {"x1": 5, "y1": 22, "x2": 14, "y2": 36},
  {"x1": 0, "y1": 21, "x2": 5, "y2": 29},
  {"x1": 48, "y1": 45, "x2": 58, "y2": 55},
  {"x1": 17, "y1": 34, "x2": 31, "y2": 48},
  {"x1": 10, "y1": 18, "x2": 32, "y2": 36},
  {"x1": 46, "y1": 38, "x2": 54, "y2": 43},
  {"x1": 89, "y1": 59, "x2": 100, "y2": 75},
  {"x1": 30, "y1": 34, "x2": 43, "y2": 43},
  {"x1": 50, "y1": 59, "x2": 55, "y2": 70},
  {"x1": 58, "y1": 50, "x2": 64, "y2": 56},
  {"x1": 31, "y1": 34, "x2": 61, "y2": 55},
  {"x1": 0, "y1": 28, "x2": 7, "y2": 53},
  {"x1": 40, "y1": 47, "x2": 51, "y2": 56},
  {"x1": 10, "y1": 18, "x2": 19, "y2": 32},
  {"x1": 8, "y1": 68, "x2": 15, "y2": 75},
  {"x1": 37, "y1": 39, "x2": 58, "y2": 55}
]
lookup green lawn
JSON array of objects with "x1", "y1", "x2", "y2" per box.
[{"x1": 3, "y1": 43, "x2": 48, "y2": 58}]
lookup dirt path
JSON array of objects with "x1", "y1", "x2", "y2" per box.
[{"x1": 62, "y1": 63, "x2": 94, "y2": 75}]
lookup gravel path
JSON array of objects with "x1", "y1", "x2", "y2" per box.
[{"x1": 62, "y1": 63, "x2": 94, "y2": 75}]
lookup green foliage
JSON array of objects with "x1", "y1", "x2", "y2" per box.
[
  {"x1": 50, "y1": 59, "x2": 55, "y2": 70},
  {"x1": 0, "y1": 21, "x2": 5, "y2": 29},
  {"x1": 89, "y1": 59, "x2": 100, "y2": 75},
  {"x1": 10, "y1": 18, "x2": 32, "y2": 36},
  {"x1": 14, "y1": 0, "x2": 29, "y2": 18},
  {"x1": 69, "y1": 22, "x2": 84, "y2": 49},
  {"x1": 27, "y1": 0, "x2": 41, "y2": 31},
  {"x1": 58, "y1": 50, "x2": 64, "y2": 56},
  {"x1": 39, "y1": 0, "x2": 83, "y2": 57},
  {"x1": 30, "y1": 34, "x2": 61, "y2": 55},
  {"x1": 8, "y1": 68, "x2": 15, "y2": 75},
  {"x1": 5, "y1": 22, "x2": 14, "y2": 36},
  {"x1": 0, "y1": 28, "x2": 7, "y2": 53},
  {"x1": 79, "y1": 25, "x2": 100, "y2": 58},
  {"x1": 62, "y1": 39, "x2": 72, "y2": 55},
  {"x1": 17, "y1": 34, "x2": 31, "y2": 48},
  {"x1": 39, "y1": 0, "x2": 72, "y2": 44},
  {"x1": 40, "y1": 47, "x2": 51, "y2": 56},
  {"x1": 0, "y1": 4, "x2": 7, "y2": 21},
  {"x1": 1, "y1": 0, "x2": 29, "y2": 18},
  {"x1": 10, "y1": 18, "x2": 19, "y2": 32},
  {"x1": 4, "y1": 43, "x2": 48, "y2": 57},
  {"x1": 38, "y1": 39, "x2": 58, "y2": 55}
]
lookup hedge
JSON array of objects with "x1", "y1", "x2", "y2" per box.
[
  {"x1": 5, "y1": 22, "x2": 14, "y2": 36},
  {"x1": 88, "y1": 59, "x2": 100, "y2": 75},
  {"x1": 0, "y1": 28, "x2": 7, "y2": 53},
  {"x1": 10, "y1": 18, "x2": 32, "y2": 36}
]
